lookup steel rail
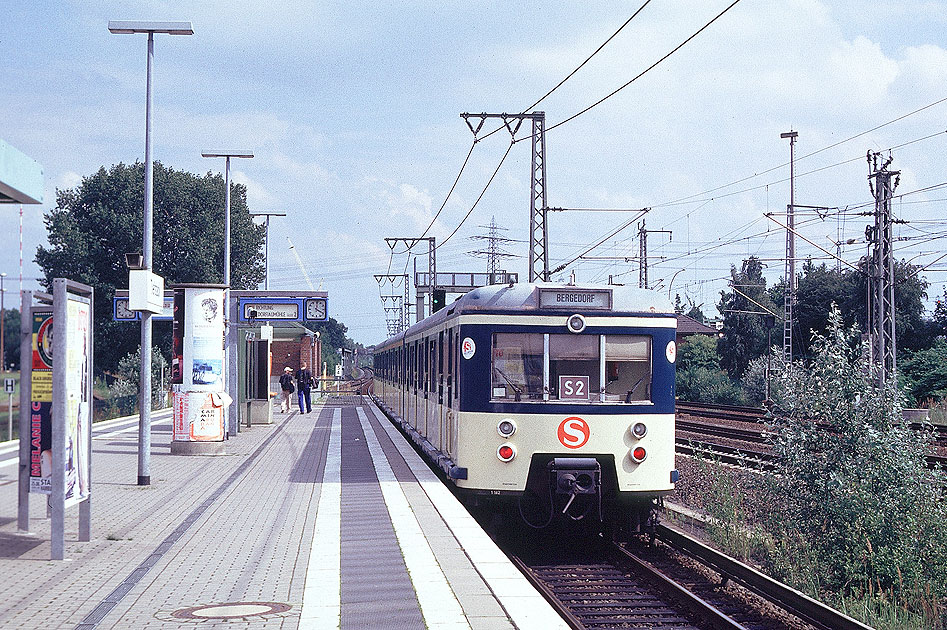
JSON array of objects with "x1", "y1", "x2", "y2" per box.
[
  {"x1": 607, "y1": 544, "x2": 751, "y2": 630},
  {"x1": 505, "y1": 553, "x2": 586, "y2": 630},
  {"x1": 656, "y1": 524, "x2": 873, "y2": 630}
]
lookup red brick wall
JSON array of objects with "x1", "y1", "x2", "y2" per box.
[{"x1": 271, "y1": 335, "x2": 320, "y2": 374}]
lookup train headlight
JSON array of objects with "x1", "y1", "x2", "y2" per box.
[
  {"x1": 631, "y1": 422, "x2": 647, "y2": 438},
  {"x1": 630, "y1": 446, "x2": 647, "y2": 463},
  {"x1": 567, "y1": 313, "x2": 586, "y2": 333},
  {"x1": 497, "y1": 419, "x2": 517, "y2": 438},
  {"x1": 497, "y1": 443, "x2": 516, "y2": 462}
]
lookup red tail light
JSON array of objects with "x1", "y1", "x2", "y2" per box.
[
  {"x1": 631, "y1": 446, "x2": 647, "y2": 463},
  {"x1": 497, "y1": 444, "x2": 515, "y2": 462}
]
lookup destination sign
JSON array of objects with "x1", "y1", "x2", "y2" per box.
[
  {"x1": 538, "y1": 289, "x2": 611, "y2": 310},
  {"x1": 113, "y1": 296, "x2": 174, "y2": 321},
  {"x1": 243, "y1": 302, "x2": 299, "y2": 321}
]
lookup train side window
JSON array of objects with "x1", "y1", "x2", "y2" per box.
[
  {"x1": 437, "y1": 331, "x2": 444, "y2": 403},
  {"x1": 491, "y1": 333, "x2": 544, "y2": 401},
  {"x1": 549, "y1": 334, "x2": 600, "y2": 401},
  {"x1": 446, "y1": 329, "x2": 453, "y2": 403},
  {"x1": 604, "y1": 335, "x2": 652, "y2": 403},
  {"x1": 454, "y1": 330, "x2": 460, "y2": 401},
  {"x1": 429, "y1": 338, "x2": 437, "y2": 395}
]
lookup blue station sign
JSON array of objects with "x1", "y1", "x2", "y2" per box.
[{"x1": 238, "y1": 297, "x2": 327, "y2": 322}]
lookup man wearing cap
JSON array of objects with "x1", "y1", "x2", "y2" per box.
[{"x1": 278, "y1": 367, "x2": 295, "y2": 413}]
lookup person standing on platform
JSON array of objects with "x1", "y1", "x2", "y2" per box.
[
  {"x1": 296, "y1": 361, "x2": 314, "y2": 414},
  {"x1": 278, "y1": 367, "x2": 295, "y2": 413}
]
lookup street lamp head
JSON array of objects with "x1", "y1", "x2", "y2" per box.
[
  {"x1": 249, "y1": 211, "x2": 287, "y2": 217},
  {"x1": 125, "y1": 252, "x2": 145, "y2": 270},
  {"x1": 201, "y1": 151, "x2": 254, "y2": 159},
  {"x1": 108, "y1": 21, "x2": 193, "y2": 35}
]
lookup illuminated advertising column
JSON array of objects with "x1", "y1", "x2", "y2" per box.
[{"x1": 171, "y1": 285, "x2": 228, "y2": 453}]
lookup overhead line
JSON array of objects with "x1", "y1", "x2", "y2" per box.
[{"x1": 540, "y1": 0, "x2": 744, "y2": 136}]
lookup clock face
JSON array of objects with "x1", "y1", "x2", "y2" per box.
[{"x1": 306, "y1": 298, "x2": 327, "y2": 321}]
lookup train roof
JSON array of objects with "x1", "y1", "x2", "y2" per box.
[{"x1": 379, "y1": 282, "x2": 675, "y2": 347}]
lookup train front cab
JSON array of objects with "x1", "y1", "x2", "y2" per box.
[{"x1": 452, "y1": 313, "x2": 678, "y2": 531}]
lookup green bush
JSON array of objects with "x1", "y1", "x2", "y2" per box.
[
  {"x1": 677, "y1": 365, "x2": 746, "y2": 405},
  {"x1": 763, "y1": 306, "x2": 947, "y2": 625}
]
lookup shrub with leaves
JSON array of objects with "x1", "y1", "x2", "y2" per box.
[
  {"x1": 109, "y1": 345, "x2": 168, "y2": 407},
  {"x1": 763, "y1": 306, "x2": 947, "y2": 621}
]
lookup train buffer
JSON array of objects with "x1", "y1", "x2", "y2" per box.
[{"x1": 0, "y1": 397, "x2": 567, "y2": 629}]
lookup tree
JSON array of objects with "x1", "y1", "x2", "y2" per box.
[
  {"x1": 844, "y1": 258, "x2": 932, "y2": 353},
  {"x1": 717, "y1": 257, "x2": 776, "y2": 378},
  {"x1": 36, "y1": 162, "x2": 266, "y2": 373},
  {"x1": 677, "y1": 334, "x2": 719, "y2": 372},
  {"x1": 676, "y1": 334, "x2": 745, "y2": 404},
  {"x1": 899, "y1": 339, "x2": 947, "y2": 405},
  {"x1": 2, "y1": 308, "x2": 21, "y2": 370},
  {"x1": 305, "y1": 317, "x2": 356, "y2": 376}
]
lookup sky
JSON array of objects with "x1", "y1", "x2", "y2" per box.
[{"x1": 2, "y1": 0, "x2": 947, "y2": 344}]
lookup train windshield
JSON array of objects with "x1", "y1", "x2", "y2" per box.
[
  {"x1": 604, "y1": 335, "x2": 651, "y2": 402},
  {"x1": 492, "y1": 333, "x2": 544, "y2": 400},
  {"x1": 490, "y1": 332, "x2": 653, "y2": 404}
]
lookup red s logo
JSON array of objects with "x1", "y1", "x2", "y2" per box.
[{"x1": 557, "y1": 417, "x2": 590, "y2": 449}]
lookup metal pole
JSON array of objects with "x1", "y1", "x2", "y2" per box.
[
  {"x1": 17, "y1": 290, "x2": 31, "y2": 531},
  {"x1": 224, "y1": 156, "x2": 231, "y2": 289},
  {"x1": 223, "y1": 157, "x2": 234, "y2": 436},
  {"x1": 1, "y1": 273, "x2": 6, "y2": 372},
  {"x1": 6, "y1": 394, "x2": 11, "y2": 443},
  {"x1": 264, "y1": 215, "x2": 270, "y2": 291},
  {"x1": 138, "y1": 33, "x2": 155, "y2": 486},
  {"x1": 781, "y1": 131, "x2": 798, "y2": 363},
  {"x1": 51, "y1": 280, "x2": 66, "y2": 560}
]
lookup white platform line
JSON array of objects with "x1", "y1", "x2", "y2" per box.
[
  {"x1": 357, "y1": 406, "x2": 471, "y2": 630},
  {"x1": 0, "y1": 412, "x2": 172, "y2": 470},
  {"x1": 368, "y1": 404, "x2": 570, "y2": 630},
  {"x1": 300, "y1": 407, "x2": 342, "y2": 629}
]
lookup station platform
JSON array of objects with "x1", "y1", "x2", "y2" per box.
[{"x1": 0, "y1": 395, "x2": 568, "y2": 629}]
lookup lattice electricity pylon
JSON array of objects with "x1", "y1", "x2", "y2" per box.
[
  {"x1": 867, "y1": 151, "x2": 900, "y2": 385},
  {"x1": 385, "y1": 238, "x2": 434, "y2": 321},
  {"x1": 468, "y1": 216, "x2": 518, "y2": 273},
  {"x1": 461, "y1": 111, "x2": 548, "y2": 282},
  {"x1": 375, "y1": 274, "x2": 410, "y2": 333}
]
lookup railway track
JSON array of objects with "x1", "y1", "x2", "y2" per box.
[
  {"x1": 676, "y1": 401, "x2": 947, "y2": 468},
  {"x1": 504, "y1": 525, "x2": 870, "y2": 630}
]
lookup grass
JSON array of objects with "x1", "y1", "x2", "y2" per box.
[{"x1": 675, "y1": 452, "x2": 944, "y2": 630}]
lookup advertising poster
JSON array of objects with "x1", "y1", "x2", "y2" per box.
[
  {"x1": 191, "y1": 338, "x2": 222, "y2": 385},
  {"x1": 172, "y1": 388, "x2": 225, "y2": 441},
  {"x1": 184, "y1": 288, "x2": 225, "y2": 392},
  {"x1": 29, "y1": 311, "x2": 53, "y2": 494},
  {"x1": 64, "y1": 299, "x2": 91, "y2": 507}
]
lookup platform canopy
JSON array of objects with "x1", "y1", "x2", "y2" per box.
[{"x1": 0, "y1": 138, "x2": 44, "y2": 204}]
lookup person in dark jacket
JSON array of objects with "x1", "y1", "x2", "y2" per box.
[
  {"x1": 278, "y1": 367, "x2": 294, "y2": 412},
  {"x1": 296, "y1": 362, "x2": 314, "y2": 414}
]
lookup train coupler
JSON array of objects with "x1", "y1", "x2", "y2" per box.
[{"x1": 548, "y1": 458, "x2": 602, "y2": 521}]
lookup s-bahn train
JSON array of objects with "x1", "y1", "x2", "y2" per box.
[{"x1": 372, "y1": 281, "x2": 678, "y2": 532}]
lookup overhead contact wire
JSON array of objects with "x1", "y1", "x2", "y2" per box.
[{"x1": 541, "y1": 0, "x2": 744, "y2": 137}]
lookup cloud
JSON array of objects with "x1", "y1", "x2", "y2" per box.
[
  {"x1": 231, "y1": 169, "x2": 277, "y2": 207},
  {"x1": 381, "y1": 182, "x2": 434, "y2": 230},
  {"x1": 826, "y1": 36, "x2": 899, "y2": 105}
]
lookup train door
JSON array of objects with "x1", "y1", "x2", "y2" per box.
[
  {"x1": 412, "y1": 340, "x2": 420, "y2": 430},
  {"x1": 436, "y1": 330, "x2": 445, "y2": 452},
  {"x1": 445, "y1": 328, "x2": 453, "y2": 456}
]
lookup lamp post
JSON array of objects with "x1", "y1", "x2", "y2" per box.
[
  {"x1": 201, "y1": 150, "x2": 254, "y2": 436},
  {"x1": 0, "y1": 272, "x2": 6, "y2": 372},
  {"x1": 249, "y1": 211, "x2": 286, "y2": 290},
  {"x1": 109, "y1": 20, "x2": 193, "y2": 486}
]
